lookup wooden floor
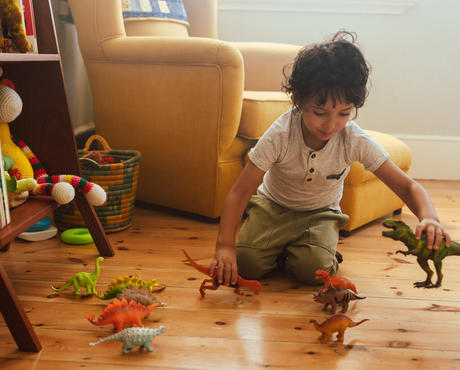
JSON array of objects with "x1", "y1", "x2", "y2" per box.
[{"x1": 1, "y1": 180, "x2": 459, "y2": 369}]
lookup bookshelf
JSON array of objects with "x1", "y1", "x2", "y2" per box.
[{"x1": 0, "y1": 0, "x2": 114, "y2": 352}]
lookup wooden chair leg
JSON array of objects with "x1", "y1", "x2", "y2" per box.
[
  {"x1": 0, "y1": 242, "x2": 11, "y2": 252},
  {"x1": 0, "y1": 263, "x2": 42, "y2": 352},
  {"x1": 74, "y1": 191, "x2": 114, "y2": 257}
]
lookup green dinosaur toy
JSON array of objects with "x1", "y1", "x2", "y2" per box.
[
  {"x1": 382, "y1": 219, "x2": 460, "y2": 288},
  {"x1": 97, "y1": 275, "x2": 165, "y2": 300},
  {"x1": 51, "y1": 257, "x2": 103, "y2": 296}
]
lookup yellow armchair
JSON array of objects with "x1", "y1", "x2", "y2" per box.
[
  {"x1": 69, "y1": 0, "x2": 411, "y2": 233},
  {"x1": 69, "y1": 0, "x2": 296, "y2": 218}
]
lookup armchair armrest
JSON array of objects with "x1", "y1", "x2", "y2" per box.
[
  {"x1": 231, "y1": 42, "x2": 301, "y2": 91},
  {"x1": 91, "y1": 36, "x2": 244, "y2": 155},
  {"x1": 102, "y1": 37, "x2": 241, "y2": 66}
]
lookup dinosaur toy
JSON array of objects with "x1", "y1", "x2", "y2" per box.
[
  {"x1": 182, "y1": 249, "x2": 262, "y2": 297},
  {"x1": 382, "y1": 219, "x2": 460, "y2": 288},
  {"x1": 313, "y1": 286, "x2": 366, "y2": 314},
  {"x1": 0, "y1": 75, "x2": 106, "y2": 208},
  {"x1": 86, "y1": 298, "x2": 158, "y2": 332},
  {"x1": 310, "y1": 314, "x2": 369, "y2": 344},
  {"x1": 97, "y1": 275, "x2": 165, "y2": 300},
  {"x1": 0, "y1": 0, "x2": 30, "y2": 53},
  {"x1": 89, "y1": 326, "x2": 166, "y2": 354},
  {"x1": 117, "y1": 285, "x2": 167, "y2": 307},
  {"x1": 51, "y1": 257, "x2": 103, "y2": 296},
  {"x1": 315, "y1": 269, "x2": 358, "y2": 293}
]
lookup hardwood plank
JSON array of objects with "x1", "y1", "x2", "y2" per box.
[{"x1": 0, "y1": 180, "x2": 459, "y2": 369}]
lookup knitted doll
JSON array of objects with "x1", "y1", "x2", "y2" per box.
[{"x1": 0, "y1": 73, "x2": 106, "y2": 207}]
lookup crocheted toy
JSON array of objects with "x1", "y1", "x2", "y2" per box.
[
  {"x1": 51, "y1": 257, "x2": 103, "y2": 296},
  {"x1": 86, "y1": 298, "x2": 158, "y2": 332},
  {"x1": 89, "y1": 326, "x2": 166, "y2": 354},
  {"x1": 0, "y1": 72, "x2": 106, "y2": 207},
  {"x1": 0, "y1": 0, "x2": 31, "y2": 53},
  {"x1": 117, "y1": 285, "x2": 167, "y2": 307},
  {"x1": 1, "y1": 155, "x2": 37, "y2": 197},
  {"x1": 97, "y1": 275, "x2": 165, "y2": 300}
]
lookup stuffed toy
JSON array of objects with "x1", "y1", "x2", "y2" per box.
[
  {"x1": 0, "y1": 71, "x2": 106, "y2": 207},
  {"x1": 0, "y1": 0, "x2": 31, "y2": 53}
]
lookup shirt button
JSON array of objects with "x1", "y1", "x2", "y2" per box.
[
  {"x1": 309, "y1": 168, "x2": 314, "y2": 173},
  {"x1": 311, "y1": 153, "x2": 316, "y2": 158},
  {"x1": 307, "y1": 178, "x2": 312, "y2": 182}
]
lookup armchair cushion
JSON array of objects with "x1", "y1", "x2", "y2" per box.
[{"x1": 238, "y1": 91, "x2": 292, "y2": 140}]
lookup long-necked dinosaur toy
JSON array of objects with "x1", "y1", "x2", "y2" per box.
[
  {"x1": 182, "y1": 249, "x2": 262, "y2": 297},
  {"x1": 382, "y1": 219, "x2": 460, "y2": 288}
]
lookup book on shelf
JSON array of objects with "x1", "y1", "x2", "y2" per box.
[
  {"x1": 0, "y1": 0, "x2": 37, "y2": 54},
  {"x1": 0, "y1": 140, "x2": 11, "y2": 229},
  {"x1": 21, "y1": 0, "x2": 38, "y2": 53}
]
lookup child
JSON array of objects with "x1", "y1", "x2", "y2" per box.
[{"x1": 210, "y1": 30, "x2": 451, "y2": 287}]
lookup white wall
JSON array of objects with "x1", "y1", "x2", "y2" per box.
[{"x1": 218, "y1": 0, "x2": 460, "y2": 180}]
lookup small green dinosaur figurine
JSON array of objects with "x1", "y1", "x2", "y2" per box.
[
  {"x1": 382, "y1": 219, "x2": 460, "y2": 288},
  {"x1": 51, "y1": 257, "x2": 103, "y2": 296}
]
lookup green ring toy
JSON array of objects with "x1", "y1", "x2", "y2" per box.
[{"x1": 61, "y1": 228, "x2": 94, "y2": 245}]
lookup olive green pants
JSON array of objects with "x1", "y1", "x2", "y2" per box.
[{"x1": 235, "y1": 195, "x2": 349, "y2": 285}]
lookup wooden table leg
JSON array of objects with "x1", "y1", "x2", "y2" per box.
[
  {"x1": 74, "y1": 191, "x2": 114, "y2": 257},
  {"x1": 0, "y1": 263, "x2": 42, "y2": 352}
]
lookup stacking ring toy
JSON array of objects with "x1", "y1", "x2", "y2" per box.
[
  {"x1": 61, "y1": 228, "x2": 93, "y2": 245},
  {"x1": 26, "y1": 216, "x2": 52, "y2": 232}
]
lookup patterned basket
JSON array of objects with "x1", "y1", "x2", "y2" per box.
[{"x1": 53, "y1": 135, "x2": 141, "y2": 232}]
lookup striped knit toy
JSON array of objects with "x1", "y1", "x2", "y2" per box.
[{"x1": 0, "y1": 75, "x2": 106, "y2": 206}]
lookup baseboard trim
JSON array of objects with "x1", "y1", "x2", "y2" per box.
[{"x1": 392, "y1": 134, "x2": 460, "y2": 180}]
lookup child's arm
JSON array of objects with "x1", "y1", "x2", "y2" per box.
[
  {"x1": 374, "y1": 159, "x2": 452, "y2": 250},
  {"x1": 211, "y1": 161, "x2": 266, "y2": 286}
]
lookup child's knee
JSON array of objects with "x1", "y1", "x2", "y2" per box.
[
  {"x1": 235, "y1": 246, "x2": 275, "y2": 280},
  {"x1": 286, "y1": 247, "x2": 338, "y2": 285}
]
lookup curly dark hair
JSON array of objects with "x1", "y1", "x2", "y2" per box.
[{"x1": 283, "y1": 30, "x2": 370, "y2": 114}]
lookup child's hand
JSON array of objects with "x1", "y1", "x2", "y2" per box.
[
  {"x1": 209, "y1": 246, "x2": 238, "y2": 287},
  {"x1": 415, "y1": 218, "x2": 451, "y2": 250}
]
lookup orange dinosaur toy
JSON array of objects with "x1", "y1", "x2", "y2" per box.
[
  {"x1": 86, "y1": 298, "x2": 158, "y2": 332},
  {"x1": 310, "y1": 314, "x2": 369, "y2": 344},
  {"x1": 182, "y1": 249, "x2": 262, "y2": 297},
  {"x1": 315, "y1": 269, "x2": 358, "y2": 293}
]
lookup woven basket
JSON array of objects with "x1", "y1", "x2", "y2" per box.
[{"x1": 53, "y1": 135, "x2": 141, "y2": 232}]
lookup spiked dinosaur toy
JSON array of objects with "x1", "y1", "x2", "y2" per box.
[
  {"x1": 51, "y1": 257, "x2": 103, "y2": 296},
  {"x1": 313, "y1": 286, "x2": 366, "y2": 314},
  {"x1": 315, "y1": 269, "x2": 358, "y2": 293},
  {"x1": 310, "y1": 314, "x2": 369, "y2": 344},
  {"x1": 97, "y1": 275, "x2": 165, "y2": 300},
  {"x1": 89, "y1": 326, "x2": 166, "y2": 354},
  {"x1": 86, "y1": 298, "x2": 158, "y2": 332},
  {"x1": 182, "y1": 249, "x2": 262, "y2": 297},
  {"x1": 382, "y1": 219, "x2": 460, "y2": 288}
]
